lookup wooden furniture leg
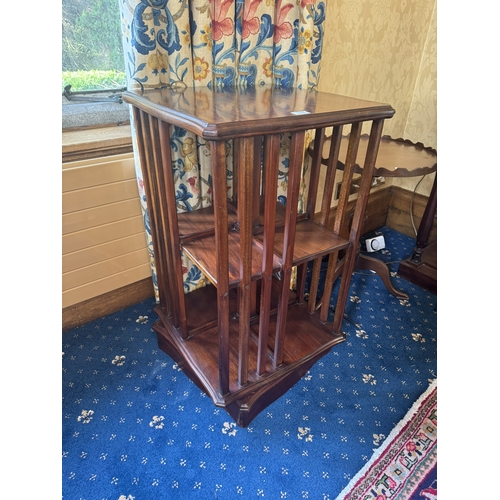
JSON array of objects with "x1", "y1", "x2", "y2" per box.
[
  {"x1": 357, "y1": 253, "x2": 409, "y2": 299},
  {"x1": 397, "y1": 174, "x2": 437, "y2": 293}
]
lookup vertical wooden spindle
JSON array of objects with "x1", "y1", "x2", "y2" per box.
[
  {"x1": 147, "y1": 115, "x2": 179, "y2": 324},
  {"x1": 257, "y1": 133, "x2": 280, "y2": 375},
  {"x1": 319, "y1": 123, "x2": 362, "y2": 323},
  {"x1": 212, "y1": 140, "x2": 231, "y2": 396},
  {"x1": 273, "y1": 130, "x2": 306, "y2": 367},
  {"x1": 132, "y1": 108, "x2": 170, "y2": 315},
  {"x1": 307, "y1": 125, "x2": 343, "y2": 314},
  {"x1": 236, "y1": 137, "x2": 254, "y2": 386},
  {"x1": 158, "y1": 120, "x2": 188, "y2": 338}
]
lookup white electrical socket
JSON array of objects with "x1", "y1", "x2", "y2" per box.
[{"x1": 365, "y1": 235, "x2": 385, "y2": 252}]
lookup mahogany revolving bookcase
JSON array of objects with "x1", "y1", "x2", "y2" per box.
[{"x1": 123, "y1": 85, "x2": 395, "y2": 427}]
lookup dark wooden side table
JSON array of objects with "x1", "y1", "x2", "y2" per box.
[
  {"x1": 123, "y1": 85, "x2": 394, "y2": 426},
  {"x1": 311, "y1": 135, "x2": 437, "y2": 300}
]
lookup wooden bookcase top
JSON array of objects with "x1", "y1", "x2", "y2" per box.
[{"x1": 123, "y1": 85, "x2": 395, "y2": 139}]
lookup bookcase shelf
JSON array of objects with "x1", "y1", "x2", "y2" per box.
[
  {"x1": 177, "y1": 205, "x2": 238, "y2": 242},
  {"x1": 254, "y1": 219, "x2": 350, "y2": 266},
  {"x1": 181, "y1": 230, "x2": 282, "y2": 288}
]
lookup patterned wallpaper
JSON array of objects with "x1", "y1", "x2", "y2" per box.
[{"x1": 319, "y1": 0, "x2": 437, "y2": 194}]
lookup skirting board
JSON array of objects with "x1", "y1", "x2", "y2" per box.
[
  {"x1": 62, "y1": 277, "x2": 155, "y2": 332},
  {"x1": 387, "y1": 186, "x2": 437, "y2": 242}
]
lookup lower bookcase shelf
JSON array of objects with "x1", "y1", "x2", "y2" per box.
[{"x1": 153, "y1": 279, "x2": 345, "y2": 427}]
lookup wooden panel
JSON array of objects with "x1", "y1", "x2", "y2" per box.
[
  {"x1": 62, "y1": 178, "x2": 140, "y2": 213},
  {"x1": 62, "y1": 152, "x2": 133, "y2": 170},
  {"x1": 319, "y1": 186, "x2": 392, "y2": 238},
  {"x1": 387, "y1": 186, "x2": 436, "y2": 241},
  {"x1": 63, "y1": 216, "x2": 146, "y2": 254},
  {"x1": 62, "y1": 277, "x2": 155, "y2": 332},
  {"x1": 389, "y1": 185, "x2": 433, "y2": 216},
  {"x1": 62, "y1": 125, "x2": 133, "y2": 163},
  {"x1": 62, "y1": 125, "x2": 132, "y2": 152},
  {"x1": 63, "y1": 248, "x2": 150, "y2": 291},
  {"x1": 63, "y1": 198, "x2": 143, "y2": 235},
  {"x1": 62, "y1": 155, "x2": 136, "y2": 190},
  {"x1": 62, "y1": 149, "x2": 150, "y2": 310},
  {"x1": 387, "y1": 209, "x2": 437, "y2": 242},
  {"x1": 63, "y1": 233, "x2": 149, "y2": 273},
  {"x1": 62, "y1": 263, "x2": 152, "y2": 309},
  {"x1": 355, "y1": 187, "x2": 392, "y2": 236}
]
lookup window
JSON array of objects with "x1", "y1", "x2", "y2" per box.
[
  {"x1": 62, "y1": 0, "x2": 129, "y2": 129},
  {"x1": 62, "y1": 0, "x2": 126, "y2": 91}
]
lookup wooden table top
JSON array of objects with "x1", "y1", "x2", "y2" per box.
[
  {"x1": 123, "y1": 85, "x2": 395, "y2": 139},
  {"x1": 314, "y1": 134, "x2": 437, "y2": 177}
]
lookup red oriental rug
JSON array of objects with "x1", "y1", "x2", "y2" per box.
[{"x1": 336, "y1": 379, "x2": 437, "y2": 500}]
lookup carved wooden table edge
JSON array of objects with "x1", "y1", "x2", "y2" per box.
[{"x1": 309, "y1": 133, "x2": 437, "y2": 177}]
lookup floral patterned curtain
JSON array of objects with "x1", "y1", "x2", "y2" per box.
[{"x1": 119, "y1": 0, "x2": 327, "y2": 301}]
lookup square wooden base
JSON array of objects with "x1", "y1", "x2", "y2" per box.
[{"x1": 152, "y1": 284, "x2": 345, "y2": 427}]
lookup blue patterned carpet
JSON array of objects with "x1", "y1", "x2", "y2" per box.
[{"x1": 62, "y1": 227, "x2": 437, "y2": 500}]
